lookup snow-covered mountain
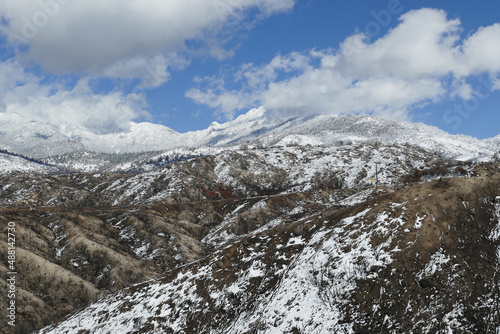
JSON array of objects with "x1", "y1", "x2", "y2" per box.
[
  {"x1": 2, "y1": 142, "x2": 470, "y2": 209},
  {"x1": 1, "y1": 108, "x2": 499, "y2": 162},
  {"x1": 0, "y1": 113, "x2": 85, "y2": 158},
  {"x1": 1, "y1": 122, "x2": 499, "y2": 332},
  {"x1": 189, "y1": 108, "x2": 500, "y2": 161}
]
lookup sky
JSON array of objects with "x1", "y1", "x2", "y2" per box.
[{"x1": 0, "y1": 0, "x2": 499, "y2": 138}]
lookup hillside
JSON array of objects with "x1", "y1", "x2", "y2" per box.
[
  {"x1": 0, "y1": 143, "x2": 470, "y2": 209},
  {"x1": 0, "y1": 152, "x2": 56, "y2": 174},
  {"x1": 35, "y1": 171, "x2": 500, "y2": 333},
  {"x1": 0, "y1": 113, "x2": 499, "y2": 333},
  {"x1": 0, "y1": 140, "x2": 499, "y2": 333}
]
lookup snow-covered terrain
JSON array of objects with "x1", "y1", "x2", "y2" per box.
[
  {"x1": 0, "y1": 113, "x2": 85, "y2": 158},
  {"x1": 37, "y1": 174, "x2": 500, "y2": 334},
  {"x1": 1, "y1": 108, "x2": 500, "y2": 333},
  {"x1": 0, "y1": 152, "x2": 56, "y2": 174},
  {"x1": 1, "y1": 108, "x2": 499, "y2": 162},
  {"x1": 0, "y1": 143, "x2": 470, "y2": 208}
]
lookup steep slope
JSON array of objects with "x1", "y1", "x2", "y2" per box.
[
  {"x1": 0, "y1": 188, "x2": 349, "y2": 333},
  {"x1": 38, "y1": 174, "x2": 500, "y2": 334}
]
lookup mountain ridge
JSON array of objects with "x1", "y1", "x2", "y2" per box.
[{"x1": 1, "y1": 108, "x2": 499, "y2": 163}]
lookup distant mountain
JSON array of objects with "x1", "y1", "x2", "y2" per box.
[
  {"x1": 0, "y1": 113, "x2": 85, "y2": 159},
  {"x1": 196, "y1": 108, "x2": 499, "y2": 161},
  {"x1": 1, "y1": 108, "x2": 499, "y2": 162},
  {"x1": 0, "y1": 113, "x2": 182, "y2": 159},
  {"x1": 58, "y1": 121, "x2": 183, "y2": 154}
]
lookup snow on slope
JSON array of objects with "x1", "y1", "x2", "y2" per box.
[
  {"x1": 38, "y1": 176, "x2": 500, "y2": 333},
  {"x1": 37, "y1": 207, "x2": 382, "y2": 333},
  {"x1": 245, "y1": 110, "x2": 497, "y2": 161},
  {"x1": 211, "y1": 143, "x2": 431, "y2": 191},
  {"x1": 1, "y1": 107, "x2": 499, "y2": 161},
  {"x1": 0, "y1": 113, "x2": 85, "y2": 158},
  {"x1": 176, "y1": 108, "x2": 498, "y2": 161},
  {"x1": 0, "y1": 142, "x2": 457, "y2": 209},
  {"x1": 0, "y1": 152, "x2": 55, "y2": 174},
  {"x1": 60, "y1": 122, "x2": 184, "y2": 153},
  {"x1": 125, "y1": 142, "x2": 459, "y2": 194}
]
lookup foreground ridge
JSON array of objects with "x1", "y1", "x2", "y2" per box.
[{"x1": 38, "y1": 174, "x2": 500, "y2": 333}]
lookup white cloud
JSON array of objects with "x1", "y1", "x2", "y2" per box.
[
  {"x1": 0, "y1": 58, "x2": 34, "y2": 90},
  {"x1": 187, "y1": 8, "x2": 500, "y2": 121},
  {"x1": 0, "y1": 0, "x2": 294, "y2": 84},
  {"x1": 104, "y1": 53, "x2": 190, "y2": 89},
  {"x1": 186, "y1": 52, "x2": 314, "y2": 118},
  {"x1": 450, "y1": 79, "x2": 473, "y2": 100},
  {"x1": 337, "y1": 9, "x2": 464, "y2": 79},
  {"x1": 0, "y1": 0, "x2": 295, "y2": 133},
  {"x1": 462, "y1": 24, "x2": 500, "y2": 74},
  {"x1": 237, "y1": 52, "x2": 312, "y2": 88},
  {"x1": 493, "y1": 76, "x2": 500, "y2": 92},
  {"x1": 186, "y1": 77, "x2": 257, "y2": 119},
  {"x1": 0, "y1": 59, "x2": 148, "y2": 134},
  {"x1": 263, "y1": 74, "x2": 445, "y2": 120}
]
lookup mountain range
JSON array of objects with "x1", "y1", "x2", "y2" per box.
[
  {"x1": 1, "y1": 109, "x2": 500, "y2": 333},
  {"x1": 1, "y1": 108, "x2": 499, "y2": 165}
]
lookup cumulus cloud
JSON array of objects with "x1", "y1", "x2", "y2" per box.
[
  {"x1": 0, "y1": 0, "x2": 294, "y2": 83},
  {"x1": 186, "y1": 78, "x2": 257, "y2": 120},
  {"x1": 186, "y1": 52, "x2": 311, "y2": 118},
  {"x1": 0, "y1": 0, "x2": 294, "y2": 133},
  {"x1": 461, "y1": 24, "x2": 500, "y2": 74},
  {"x1": 103, "y1": 53, "x2": 190, "y2": 89},
  {"x1": 0, "y1": 59, "x2": 148, "y2": 134},
  {"x1": 187, "y1": 8, "x2": 500, "y2": 121}
]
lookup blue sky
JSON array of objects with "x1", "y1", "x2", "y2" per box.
[{"x1": 0, "y1": 0, "x2": 499, "y2": 138}]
